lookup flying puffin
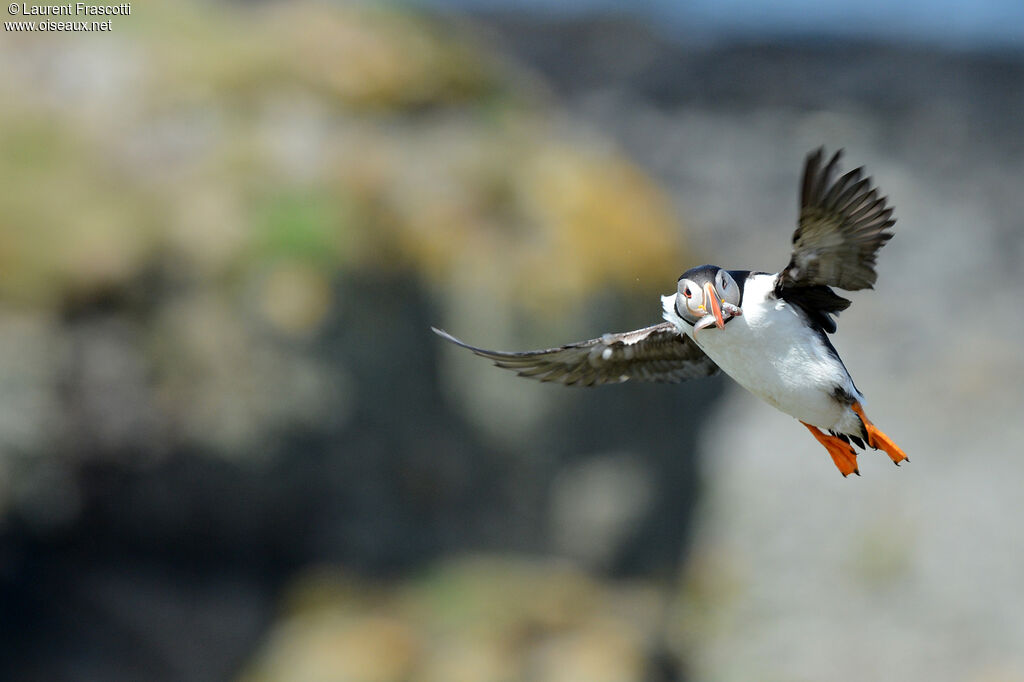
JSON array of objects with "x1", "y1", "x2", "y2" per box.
[{"x1": 433, "y1": 148, "x2": 907, "y2": 477}]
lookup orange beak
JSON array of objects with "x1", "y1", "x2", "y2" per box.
[{"x1": 703, "y1": 281, "x2": 725, "y2": 330}]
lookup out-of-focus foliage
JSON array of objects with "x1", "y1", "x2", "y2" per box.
[
  {"x1": 0, "y1": 0, "x2": 683, "y2": 311},
  {"x1": 0, "y1": 0, "x2": 687, "y2": 467},
  {"x1": 241, "y1": 556, "x2": 670, "y2": 682}
]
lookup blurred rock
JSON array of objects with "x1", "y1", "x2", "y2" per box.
[
  {"x1": 548, "y1": 453, "x2": 655, "y2": 571},
  {"x1": 246, "y1": 610, "x2": 420, "y2": 682},
  {"x1": 0, "y1": 0, "x2": 691, "y2": 471}
]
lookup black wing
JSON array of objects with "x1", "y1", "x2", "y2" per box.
[
  {"x1": 779, "y1": 148, "x2": 896, "y2": 292},
  {"x1": 432, "y1": 322, "x2": 719, "y2": 386}
]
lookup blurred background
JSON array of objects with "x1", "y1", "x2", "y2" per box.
[{"x1": 1, "y1": 1, "x2": 1023, "y2": 680}]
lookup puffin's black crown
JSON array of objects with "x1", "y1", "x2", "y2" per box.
[{"x1": 677, "y1": 264, "x2": 721, "y2": 283}]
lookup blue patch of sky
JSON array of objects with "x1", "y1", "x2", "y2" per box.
[{"x1": 400, "y1": 0, "x2": 1024, "y2": 50}]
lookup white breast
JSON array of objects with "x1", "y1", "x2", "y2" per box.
[{"x1": 663, "y1": 273, "x2": 861, "y2": 431}]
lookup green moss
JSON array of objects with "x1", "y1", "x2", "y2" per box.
[{"x1": 250, "y1": 191, "x2": 348, "y2": 267}]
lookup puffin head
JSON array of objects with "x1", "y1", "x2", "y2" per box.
[{"x1": 675, "y1": 265, "x2": 742, "y2": 334}]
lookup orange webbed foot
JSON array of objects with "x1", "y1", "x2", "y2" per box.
[
  {"x1": 802, "y1": 421, "x2": 859, "y2": 477},
  {"x1": 851, "y1": 402, "x2": 909, "y2": 466}
]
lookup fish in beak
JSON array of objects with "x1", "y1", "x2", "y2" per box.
[
  {"x1": 692, "y1": 281, "x2": 726, "y2": 337},
  {"x1": 703, "y1": 281, "x2": 725, "y2": 329}
]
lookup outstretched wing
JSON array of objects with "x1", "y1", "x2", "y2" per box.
[
  {"x1": 779, "y1": 148, "x2": 896, "y2": 292},
  {"x1": 432, "y1": 322, "x2": 719, "y2": 386}
]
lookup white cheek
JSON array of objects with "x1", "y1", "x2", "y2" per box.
[{"x1": 721, "y1": 284, "x2": 738, "y2": 305}]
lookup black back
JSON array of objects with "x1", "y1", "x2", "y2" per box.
[{"x1": 775, "y1": 283, "x2": 851, "y2": 334}]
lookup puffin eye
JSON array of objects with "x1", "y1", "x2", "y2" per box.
[{"x1": 683, "y1": 287, "x2": 692, "y2": 298}]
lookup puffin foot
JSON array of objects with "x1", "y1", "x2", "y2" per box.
[
  {"x1": 851, "y1": 402, "x2": 908, "y2": 466},
  {"x1": 801, "y1": 421, "x2": 859, "y2": 477}
]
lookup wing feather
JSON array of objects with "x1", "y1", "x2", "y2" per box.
[
  {"x1": 780, "y1": 148, "x2": 896, "y2": 292},
  {"x1": 432, "y1": 322, "x2": 719, "y2": 386}
]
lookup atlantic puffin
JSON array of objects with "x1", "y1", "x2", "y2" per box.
[{"x1": 433, "y1": 148, "x2": 907, "y2": 476}]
